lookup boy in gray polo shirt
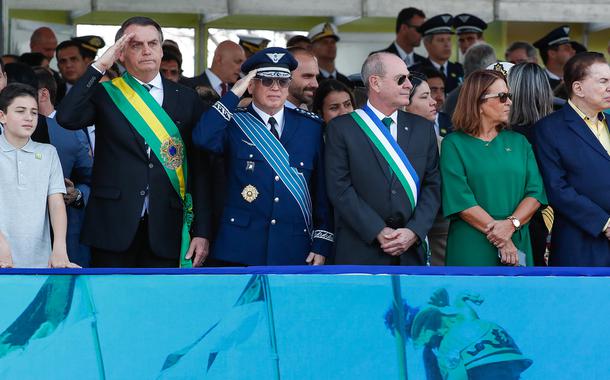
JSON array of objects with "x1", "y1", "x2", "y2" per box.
[{"x1": 0, "y1": 83, "x2": 79, "y2": 268}]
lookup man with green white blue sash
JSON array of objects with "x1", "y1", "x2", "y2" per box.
[
  {"x1": 193, "y1": 47, "x2": 333, "y2": 266},
  {"x1": 325, "y1": 52, "x2": 441, "y2": 265},
  {"x1": 57, "y1": 17, "x2": 212, "y2": 268}
]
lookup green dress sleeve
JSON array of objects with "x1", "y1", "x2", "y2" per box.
[
  {"x1": 440, "y1": 136, "x2": 478, "y2": 219},
  {"x1": 523, "y1": 141, "x2": 548, "y2": 205}
]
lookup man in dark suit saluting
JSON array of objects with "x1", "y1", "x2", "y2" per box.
[
  {"x1": 57, "y1": 17, "x2": 211, "y2": 268},
  {"x1": 325, "y1": 52, "x2": 441, "y2": 265}
]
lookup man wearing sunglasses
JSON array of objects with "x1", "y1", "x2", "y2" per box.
[
  {"x1": 325, "y1": 52, "x2": 441, "y2": 265},
  {"x1": 370, "y1": 7, "x2": 426, "y2": 68},
  {"x1": 193, "y1": 47, "x2": 333, "y2": 267}
]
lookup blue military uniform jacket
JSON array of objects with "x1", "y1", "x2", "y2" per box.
[{"x1": 193, "y1": 93, "x2": 333, "y2": 265}]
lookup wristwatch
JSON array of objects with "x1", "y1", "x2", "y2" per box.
[
  {"x1": 72, "y1": 188, "x2": 84, "y2": 209},
  {"x1": 507, "y1": 216, "x2": 521, "y2": 231}
]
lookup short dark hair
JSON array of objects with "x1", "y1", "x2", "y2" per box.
[
  {"x1": 0, "y1": 83, "x2": 38, "y2": 112},
  {"x1": 419, "y1": 66, "x2": 446, "y2": 83},
  {"x1": 161, "y1": 49, "x2": 182, "y2": 67},
  {"x1": 116, "y1": 17, "x2": 163, "y2": 42},
  {"x1": 33, "y1": 66, "x2": 57, "y2": 105},
  {"x1": 286, "y1": 35, "x2": 311, "y2": 48},
  {"x1": 564, "y1": 52, "x2": 607, "y2": 99},
  {"x1": 312, "y1": 79, "x2": 356, "y2": 117},
  {"x1": 395, "y1": 7, "x2": 426, "y2": 34},
  {"x1": 56, "y1": 40, "x2": 87, "y2": 60},
  {"x1": 19, "y1": 52, "x2": 48, "y2": 67},
  {"x1": 4, "y1": 62, "x2": 39, "y2": 90},
  {"x1": 505, "y1": 41, "x2": 536, "y2": 62}
]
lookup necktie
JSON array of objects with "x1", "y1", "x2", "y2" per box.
[
  {"x1": 142, "y1": 83, "x2": 152, "y2": 92},
  {"x1": 220, "y1": 82, "x2": 229, "y2": 96},
  {"x1": 439, "y1": 65, "x2": 445, "y2": 76},
  {"x1": 382, "y1": 117, "x2": 393, "y2": 129},
  {"x1": 268, "y1": 117, "x2": 280, "y2": 140}
]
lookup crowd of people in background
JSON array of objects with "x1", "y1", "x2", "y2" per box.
[{"x1": 0, "y1": 7, "x2": 609, "y2": 269}]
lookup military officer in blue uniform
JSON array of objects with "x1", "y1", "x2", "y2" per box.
[
  {"x1": 410, "y1": 14, "x2": 464, "y2": 94},
  {"x1": 193, "y1": 47, "x2": 333, "y2": 266}
]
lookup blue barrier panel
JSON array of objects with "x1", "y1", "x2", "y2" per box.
[{"x1": 0, "y1": 267, "x2": 606, "y2": 379}]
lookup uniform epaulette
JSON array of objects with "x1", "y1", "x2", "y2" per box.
[
  {"x1": 235, "y1": 107, "x2": 249, "y2": 113},
  {"x1": 291, "y1": 107, "x2": 323, "y2": 123}
]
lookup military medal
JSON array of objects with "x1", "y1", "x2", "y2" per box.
[
  {"x1": 160, "y1": 137, "x2": 184, "y2": 170},
  {"x1": 241, "y1": 185, "x2": 259, "y2": 203}
]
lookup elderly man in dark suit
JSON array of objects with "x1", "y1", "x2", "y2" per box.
[
  {"x1": 57, "y1": 16, "x2": 211, "y2": 268},
  {"x1": 534, "y1": 52, "x2": 610, "y2": 266},
  {"x1": 325, "y1": 52, "x2": 441, "y2": 265}
]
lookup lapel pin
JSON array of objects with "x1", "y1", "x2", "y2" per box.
[
  {"x1": 35, "y1": 153, "x2": 42, "y2": 160},
  {"x1": 505, "y1": 147, "x2": 512, "y2": 152}
]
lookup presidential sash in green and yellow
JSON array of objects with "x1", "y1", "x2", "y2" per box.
[{"x1": 102, "y1": 72, "x2": 193, "y2": 268}]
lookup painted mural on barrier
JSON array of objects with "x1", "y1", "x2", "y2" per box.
[{"x1": 0, "y1": 273, "x2": 605, "y2": 379}]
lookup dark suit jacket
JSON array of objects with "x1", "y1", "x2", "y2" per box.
[
  {"x1": 533, "y1": 105, "x2": 610, "y2": 266},
  {"x1": 182, "y1": 71, "x2": 213, "y2": 91},
  {"x1": 370, "y1": 42, "x2": 426, "y2": 67},
  {"x1": 437, "y1": 112, "x2": 453, "y2": 137},
  {"x1": 56, "y1": 66, "x2": 211, "y2": 259},
  {"x1": 47, "y1": 116, "x2": 93, "y2": 266},
  {"x1": 410, "y1": 58, "x2": 464, "y2": 94},
  {"x1": 325, "y1": 109, "x2": 441, "y2": 265}
]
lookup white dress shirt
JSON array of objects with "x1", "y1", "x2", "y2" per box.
[
  {"x1": 252, "y1": 102, "x2": 285, "y2": 138},
  {"x1": 367, "y1": 101, "x2": 398, "y2": 141}
]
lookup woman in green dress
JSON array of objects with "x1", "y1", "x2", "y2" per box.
[{"x1": 441, "y1": 69, "x2": 547, "y2": 266}]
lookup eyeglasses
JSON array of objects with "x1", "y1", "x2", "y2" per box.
[
  {"x1": 254, "y1": 77, "x2": 291, "y2": 88},
  {"x1": 481, "y1": 92, "x2": 513, "y2": 103}
]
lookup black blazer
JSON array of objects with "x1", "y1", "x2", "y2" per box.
[
  {"x1": 371, "y1": 42, "x2": 426, "y2": 67},
  {"x1": 410, "y1": 58, "x2": 464, "y2": 93},
  {"x1": 182, "y1": 71, "x2": 213, "y2": 90},
  {"x1": 325, "y1": 110, "x2": 441, "y2": 265},
  {"x1": 56, "y1": 66, "x2": 211, "y2": 259}
]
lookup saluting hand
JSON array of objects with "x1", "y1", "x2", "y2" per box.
[
  {"x1": 230, "y1": 69, "x2": 258, "y2": 98},
  {"x1": 93, "y1": 32, "x2": 135, "y2": 72}
]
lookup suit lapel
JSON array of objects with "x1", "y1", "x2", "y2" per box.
[
  {"x1": 564, "y1": 105, "x2": 610, "y2": 162},
  {"x1": 358, "y1": 113, "x2": 393, "y2": 183},
  {"x1": 391, "y1": 111, "x2": 414, "y2": 186}
]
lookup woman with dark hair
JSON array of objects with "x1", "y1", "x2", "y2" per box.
[
  {"x1": 441, "y1": 70, "x2": 547, "y2": 266},
  {"x1": 508, "y1": 63, "x2": 554, "y2": 266},
  {"x1": 312, "y1": 79, "x2": 355, "y2": 124}
]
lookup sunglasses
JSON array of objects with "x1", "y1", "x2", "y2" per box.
[
  {"x1": 254, "y1": 77, "x2": 291, "y2": 88},
  {"x1": 396, "y1": 74, "x2": 408, "y2": 86},
  {"x1": 481, "y1": 92, "x2": 513, "y2": 103}
]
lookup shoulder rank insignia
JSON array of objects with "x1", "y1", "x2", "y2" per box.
[
  {"x1": 292, "y1": 107, "x2": 323, "y2": 122},
  {"x1": 235, "y1": 107, "x2": 249, "y2": 113}
]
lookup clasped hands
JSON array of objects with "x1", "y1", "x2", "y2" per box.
[
  {"x1": 377, "y1": 227, "x2": 418, "y2": 256},
  {"x1": 485, "y1": 220, "x2": 519, "y2": 266}
]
